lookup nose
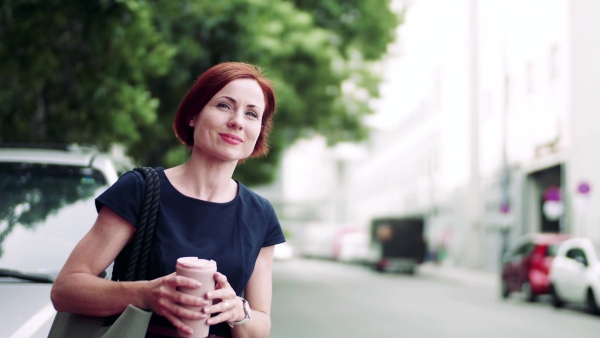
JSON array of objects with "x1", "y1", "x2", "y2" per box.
[{"x1": 227, "y1": 110, "x2": 244, "y2": 130}]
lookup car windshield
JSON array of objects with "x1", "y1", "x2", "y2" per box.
[{"x1": 0, "y1": 162, "x2": 108, "y2": 277}]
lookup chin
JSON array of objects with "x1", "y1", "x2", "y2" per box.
[{"x1": 217, "y1": 153, "x2": 250, "y2": 163}]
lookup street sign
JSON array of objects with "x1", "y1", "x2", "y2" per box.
[
  {"x1": 543, "y1": 186, "x2": 561, "y2": 201},
  {"x1": 542, "y1": 186, "x2": 563, "y2": 220},
  {"x1": 577, "y1": 182, "x2": 591, "y2": 195}
]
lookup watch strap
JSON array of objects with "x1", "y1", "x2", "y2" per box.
[{"x1": 228, "y1": 297, "x2": 251, "y2": 327}]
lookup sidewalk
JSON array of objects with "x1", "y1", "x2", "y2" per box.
[{"x1": 418, "y1": 262, "x2": 499, "y2": 289}]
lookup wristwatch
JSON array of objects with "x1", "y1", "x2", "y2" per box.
[{"x1": 228, "y1": 297, "x2": 251, "y2": 327}]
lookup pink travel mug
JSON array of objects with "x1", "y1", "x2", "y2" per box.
[{"x1": 175, "y1": 257, "x2": 217, "y2": 338}]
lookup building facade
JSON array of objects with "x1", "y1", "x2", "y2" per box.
[{"x1": 279, "y1": 0, "x2": 600, "y2": 271}]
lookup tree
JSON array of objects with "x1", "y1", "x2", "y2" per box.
[
  {"x1": 0, "y1": 0, "x2": 401, "y2": 185},
  {"x1": 0, "y1": 0, "x2": 174, "y2": 147}
]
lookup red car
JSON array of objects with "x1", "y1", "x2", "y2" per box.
[{"x1": 501, "y1": 233, "x2": 570, "y2": 302}]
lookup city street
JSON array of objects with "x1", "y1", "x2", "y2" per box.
[{"x1": 270, "y1": 258, "x2": 600, "y2": 338}]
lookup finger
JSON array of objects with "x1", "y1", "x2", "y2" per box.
[
  {"x1": 202, "y1": 296, "x2": 238, "y2": 317},
  {"x1": 165, "y1": 274, "x2": 203, "y2": 290},
  {"x1": 205, "y1": 288, "x2": 236, "y2": 302},
  {"x1": 162, "y1": 310, "x2": 197, "y2": 336},
  {"x1": 157, "y1": 297, "x2": 209, "y2": 321},
  {"x1": 206, "y1": 275, "x2": 235, "y2": 301},
  {"x1": 173, "y1": 290, "x2": 212, "y2": 308},
  {"x1": 205, "y1": 310, "x2": 233, "y2": 326},
  {"x1": 214, "y1": 272, "x2": 229, "y2": 287},
  {"x1": 159, "y1": 272, "x2": 202, "y2": 290},
  {"x1": 156, "y1": 279, "x2": 208, "y2": 308}
]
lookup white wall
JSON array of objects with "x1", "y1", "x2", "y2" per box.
[{"x1": 567, "y1": 0, "x2": 600, "y2": 240}]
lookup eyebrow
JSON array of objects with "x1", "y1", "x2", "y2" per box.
[{"x1": 217, "y1": 95, "x2": 263, "y2": 111}]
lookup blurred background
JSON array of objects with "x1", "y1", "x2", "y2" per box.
[
  {"x1": 271, "y1": 0, "x2": 600, "y2": 273},
  {"x1": 3, "y1": 0, "x2": 600, "y2": 337}
]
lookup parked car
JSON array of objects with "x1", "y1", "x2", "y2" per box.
[
  {"x1": 549, "y1": 237, "x2": 600, "y2": 314},
  {"x1": 0, "y1": 144, "x2": 124, "y2": 338},
  {"x1": 500, "y1": 232, "x2": 570, "y2": 302}
]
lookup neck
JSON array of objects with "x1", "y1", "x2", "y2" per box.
[{"x1": 166, "y1": 155, "x2": 239, "y2": 202}]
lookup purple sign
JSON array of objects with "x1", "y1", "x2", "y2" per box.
[
  {"x1": 578, "y1": 182, "x2": 591, "y2": 195},
  {"x1": 543, "y1": 186, "x2": 561, "y2": 202},
  {"x1": 500, "y1": 201, "x2": 510, "y2": 214}
]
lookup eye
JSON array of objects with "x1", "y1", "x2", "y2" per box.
[
  {"x1": 246, "y1": 111, "x2": 259, "y2": 119},
  {"x1": 217, "y1": 102, "x2": 231, "y2": 110}
]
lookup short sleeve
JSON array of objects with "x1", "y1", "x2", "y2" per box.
[
  {"x1": 262, "y1": 202, "x2": 286, "y2": 247},
  {"x1": 95, "y1": 170, "x2": 145, "y2": 227}
]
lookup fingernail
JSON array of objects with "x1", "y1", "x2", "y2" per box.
[
  {"x1": 205, "y1": 292, "x2": 212, "y2": 298},
  {"x1": 203, "y1": 307, "x2": 210, "y2": 314}
]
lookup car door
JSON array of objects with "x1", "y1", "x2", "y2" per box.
[
  {"x1": 570, "y1": 248, "x2": 590, "y2": 302},
  {"x1": 562, "y1": 248, "x2": 589, "y2": 302},
  {"x1": 551, "y1": 253, "x2": 569, "y2": 295},
  {"x1": 516, "y1": 243, "x2": 535, "y2": 290}
]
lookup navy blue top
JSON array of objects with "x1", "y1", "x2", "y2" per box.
[{"x1": 95, "y1": 167, "x2": 285, "y2": 337}]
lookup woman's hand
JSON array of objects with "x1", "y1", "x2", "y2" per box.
[
  {"x1": 144, "y1": 272, "x2": 211, "y2": 336},
  {"x1": 204, "y1": 272, "x2": 245, "y2": 326}
]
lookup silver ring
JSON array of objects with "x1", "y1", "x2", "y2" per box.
[{"x1": 224, "y1": 301, "x2": 229, "y2": 310}]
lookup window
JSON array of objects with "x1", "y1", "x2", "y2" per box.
[
  {"x1": 566, "y1": 248, "x2": 588, "y2": 266},
  {"x1": 513, "y1": 242, "x2": 534, "y2": 258}
]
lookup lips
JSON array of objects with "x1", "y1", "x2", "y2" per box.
[{"x1": 220, "y1": 133, "x2": 242, "y2": 145}]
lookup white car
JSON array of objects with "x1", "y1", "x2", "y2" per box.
[
  {"x1": 549, "y1": 237, "x2": 600, "y2": 314},
  {"x1": 0, "y1": 144, "x2": 125, "y2": 338}
]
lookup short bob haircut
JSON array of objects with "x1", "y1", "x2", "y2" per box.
[{"x1": 173, "y1": 62, "x2": 276, "y2": 158}]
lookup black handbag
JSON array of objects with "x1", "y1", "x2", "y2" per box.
[{"x1": 47, "y1": 167, "x2": 160, "y2": 338}]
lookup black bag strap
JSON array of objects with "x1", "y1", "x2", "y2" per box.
[{"x1": 111, "y1": 167, "x2": 160, "y2": 282}]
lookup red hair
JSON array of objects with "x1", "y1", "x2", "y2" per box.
[{"x1": 173, "y1": 62, "x2": 276, "y2": 158}]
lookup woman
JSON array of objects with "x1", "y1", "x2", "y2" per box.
[{"x1": 51, "y1": 62, "x2": 286, "y2": 338}]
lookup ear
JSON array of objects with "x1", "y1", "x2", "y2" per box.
[{"x1": 189, "y1": 120, "x2": 195, "y2": 127}]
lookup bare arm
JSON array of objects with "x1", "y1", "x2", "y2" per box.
[
  {"x1": 51, "y1": 207, "x2": 209, "y2": 336},
  {"x1": 51, "y1": 206, "x2": 144, "y2": 316},
  {"x1": 204, "y1": 245, "x2": 276, "y2": 338}
]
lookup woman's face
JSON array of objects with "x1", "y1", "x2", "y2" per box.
[{"x1": 191, "y1": 79, "x2": 265, "y2": 162}]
